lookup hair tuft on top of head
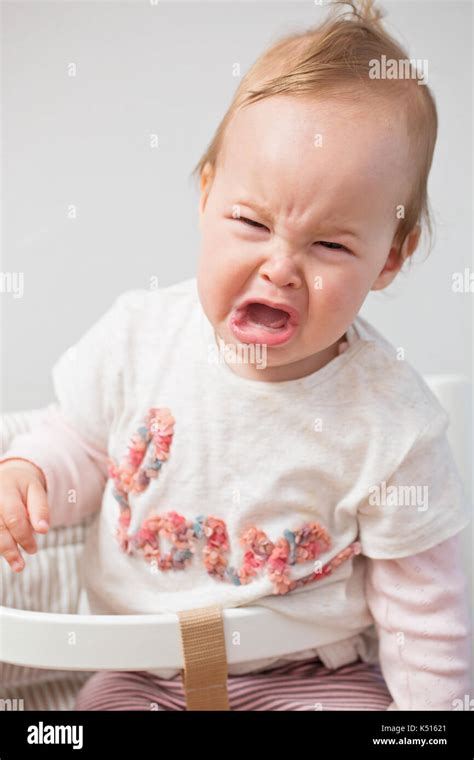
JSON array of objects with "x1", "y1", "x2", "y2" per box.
[{"x1": 338, "y1": 0, "x2": 386, "y2": 27}]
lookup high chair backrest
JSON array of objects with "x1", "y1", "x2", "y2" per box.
[{"x1": 423, "y1": 374, "x2": 472, "y2": 502}]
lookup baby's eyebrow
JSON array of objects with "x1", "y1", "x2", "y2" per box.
[
  {"x1": 231, "y1": 199, "x2": 363, "y2": 241},
  {"x1": 325, "y1": 226, "x2": 363, "y2": 241},
  {"x1": 231, "y1": 199, "x2": 271, "y2": 219}
]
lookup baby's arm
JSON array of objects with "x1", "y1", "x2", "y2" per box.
[
  {"x1": 1, "y1": 403, "x2": 109, "y2": 528},
  {"x1": 1, "y1": 290, "x2": 142, "y2": 529},
  {"x1": 365, "y1": 532, "x2": 471, "y2": 710}
]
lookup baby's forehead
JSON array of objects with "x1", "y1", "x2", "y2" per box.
[
  {"x1": 220, "y1": 96, "x2": 410, "y2": 200},
  {"x1": 223, "y1": 94, "x2": 409, "y2": 170}
]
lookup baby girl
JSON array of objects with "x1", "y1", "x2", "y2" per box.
[{"x1": 0, "y1": 0, "x2": 471, "y2": 711}]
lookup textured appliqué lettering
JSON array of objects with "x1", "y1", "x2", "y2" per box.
[{"x1": 107, "y1": 408, "x2": 361, "y2": 594}]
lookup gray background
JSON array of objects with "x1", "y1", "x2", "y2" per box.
[{"x1": 1, "y1": 0, "x2": 472, "y2": 412}]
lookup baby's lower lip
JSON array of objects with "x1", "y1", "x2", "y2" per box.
[{"x1": 229, "y1": 308, "x2": 298, "y2": 347}]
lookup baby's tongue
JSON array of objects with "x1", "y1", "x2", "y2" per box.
[{"x1": 246, "y1": 302, "x2": 288, "y2": 329}]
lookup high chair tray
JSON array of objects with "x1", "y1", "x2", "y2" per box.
[{"x1": 0, "y1": 604, "x2": 327, "y2": 671}]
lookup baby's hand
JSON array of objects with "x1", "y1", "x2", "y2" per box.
[{"x1": 0, "y1": 459, "x2": 50, "y2": 573}]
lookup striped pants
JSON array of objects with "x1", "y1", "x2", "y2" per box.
[{"x1": 74, "y1": 657, "x2": 393, "y2": 711}]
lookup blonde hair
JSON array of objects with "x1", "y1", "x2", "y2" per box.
[{"x1": 191, "y1": 0, "x2": 438, "y2": 264}]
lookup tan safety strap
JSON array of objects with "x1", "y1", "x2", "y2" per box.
[{"x1": 177, "y1": 605, "x2": 230, "y2": 711}]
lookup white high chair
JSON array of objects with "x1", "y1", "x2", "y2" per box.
[{"x1": 0, "y1": 374, "x2": 472, "y2": 711}]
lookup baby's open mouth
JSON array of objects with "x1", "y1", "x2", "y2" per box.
[
  {"x1": 229, "y1": 299, "x2": 299, "y2": 347},
  {"x1": 244, "y1": 302, "x2": 290, "y2": 330}
]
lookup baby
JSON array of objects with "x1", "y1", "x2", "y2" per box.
[{"x1": 0, "y1": 0, "x2": 471, "y2": 711}]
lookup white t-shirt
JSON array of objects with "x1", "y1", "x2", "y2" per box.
[{"x1": 50, "y1": 278, "x2": 470, "y2": 677}]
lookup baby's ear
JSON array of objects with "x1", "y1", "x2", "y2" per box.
[
  {"x1": 400, "y1": 223, "x2": 422, "y2": 262},
  {"x1": 198, "y1": 161, "x2": 215, "y2": 221},
  {"x1": 371, "y1": 224, "x2": 421, "y2": 291}
]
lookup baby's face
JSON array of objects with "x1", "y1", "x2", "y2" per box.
[{"x1": 197, "y1": 94, "x2": 418, "y2": 381}]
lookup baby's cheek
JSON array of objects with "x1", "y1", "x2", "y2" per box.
[
  {"x1": 197, "y1": 255, "x2": 241, "y2": 324},
  {"x1": 200, "y1": 229, "x2": 248, "y2": 280},
  {"x1": 314, "y1": 270, "x2": 367, "y2": 321}
]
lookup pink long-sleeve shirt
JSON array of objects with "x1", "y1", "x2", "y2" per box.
[{"x1": 2, "y1": 403, "x2": 471, "y2": 710}]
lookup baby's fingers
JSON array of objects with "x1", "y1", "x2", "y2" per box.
[
  {"x1": 0, "y1": 514, "x2": 26, "y2": 572},
  {"x1": 26, "y1": 479, "x2": 50, "y2": 534},
  {"x1": 0, "y1": 489, "x2": 38, "y2": 557}
]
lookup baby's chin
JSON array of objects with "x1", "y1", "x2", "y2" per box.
[{"x1": 213, "y1": 322, "x2": 342, "y2": 369}]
